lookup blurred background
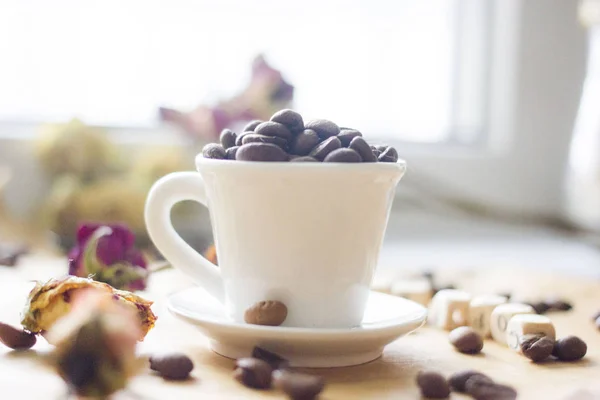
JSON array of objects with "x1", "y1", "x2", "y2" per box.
[{"x1": 1, "y1": 0, "x2": 600, "y2": 273}]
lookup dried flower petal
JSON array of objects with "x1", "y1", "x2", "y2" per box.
[
  {"x1": 21, "y1": 275, "x2": 156, "y2": 342},
  {"x1": 48, "y1": 289, "x2": 144, "y2": 398},
  {"x1": 68, "y1": 223, "x2": 148, "y2": 291}
]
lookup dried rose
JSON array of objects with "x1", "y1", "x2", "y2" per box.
[
  {"x1": 21, "y1": 275, "x2": 157, "y2": 342},
  {"x1": 46, "y1": 288, "x2": 145, "y2": 398},
  {"x1": 68, "y1": 223, "x2": 148, "y2": 291}
]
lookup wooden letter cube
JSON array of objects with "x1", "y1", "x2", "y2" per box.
[
  {"x1": 390, "y1": 278, "x2": 433, "y2": 306},
  {"x1": 490, "y1": 303, "x2": 536, "y2": 344},
  {"x1": 428, "y1": 289, "x2": 471, "y2": 330},
  {"x1": 468, "y1": 295, "x2": 507, "y2": 338},
  {"x1": 506, "y1": 314, "x2": 556, "y2": 351}
]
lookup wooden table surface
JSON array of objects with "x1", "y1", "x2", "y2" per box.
[{"x1": 1, "y1": 253, "x2": 600, "y2": 400}]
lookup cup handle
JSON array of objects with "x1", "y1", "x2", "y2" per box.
[{"x1": 145, "y1": 171, "x2": 225, "y2": 303}]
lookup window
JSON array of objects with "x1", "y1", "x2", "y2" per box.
[{"x1": 0, "y1": 0, "x2": 489, "y2": 144}]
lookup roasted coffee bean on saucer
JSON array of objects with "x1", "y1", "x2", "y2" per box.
[
  {"x1": 416, "y1": 370, "x2": 450, "y2": 399},
  {"x1": 149, "y1": 353, "x2": 194, "y2": 380},
  {"x1": 226, "y1": 146, "x2": 239, "y2": 160},
  {"x1": 233, "y1": 358, "x2": 272, "y2": 389},
  {"x1": 244, "y1": 300, "x2": 288, "y2": 326}
]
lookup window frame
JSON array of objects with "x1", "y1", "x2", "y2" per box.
[{"x1": 0, "y1": 0, "x2": 589, "y2": 223}]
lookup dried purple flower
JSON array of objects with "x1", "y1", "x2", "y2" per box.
[{"x1": 68, "y1": 223, "x2": 148, "y2": 291}]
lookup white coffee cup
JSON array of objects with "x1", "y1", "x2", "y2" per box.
[{"x1": 145, "y1": 155, "x2": 406, "y2": 329}]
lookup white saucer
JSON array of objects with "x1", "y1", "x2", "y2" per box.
[{"x1": 168, "y1": 287, "x2": 427, "y2": 368}]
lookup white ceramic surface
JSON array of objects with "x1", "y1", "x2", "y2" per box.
[
  {"x1": 145, "y1": 157, "x2": 406, "y2": 329},
  {"x1": 168, "y1": 286, "x2": 427, "y2": 368}
]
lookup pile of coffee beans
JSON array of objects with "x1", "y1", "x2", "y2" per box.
[
  {"x1": 149, "y1": 353, "x2": 194, "y2": 380},
  {"x1": 233, "y1": 346, "x2": 325, "y2": 399},
  {"x1": 201, "y1": 109, "x2": 399, "y2": 163},
  {"x1": 418, "y1": 369, "x2": 517, "y2": 400}
]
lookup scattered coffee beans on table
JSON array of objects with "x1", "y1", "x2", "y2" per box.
[
  {"x1": 416, "y1": 370, "x2": 450, "y2": 399},
  {"x1": 201, "y1": 109, "x2": 399, "y2": 163},
  {"x1": 273, "y1": 370, "x2": 325, "y2": 400},
  {"x1": 464, "y1": 374, "x2": 517, "y2": 400},
  {"x1": 519, "y1": 334, "x2": 555, "y2": 362},
  {"x1": 449, "y1": 370, "x2": 491, "y2": 393},
  {"x1": 0, "y1": 321, "x2": 36, "y2": 350},
  {"x1": 552, "y1": 336, "x2": 587, "y2": 361},
  {"x1": 449, "y1": 326, "x2": 484, "y2": 354},
  {"x1": 233, "y1": 358, "x2": 273, "y2": 389},
  {"x1": 149, "y1": 353, "x2": 194, "y2": 380},
  {"x1": 252, "y1": 346, "x2": 290, "y2": 370},
  {"x1": 244, "y1": 300, "x2": 288, "y2": 326}
]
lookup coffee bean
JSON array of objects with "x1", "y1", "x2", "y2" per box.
[
  {"x1": 236, "y1": 143, "x2": 289, "y2": 162},
  {"x1": 235, "y1": 131, "x2": 253, "y2": 146},
  {"x1": 252, "y1": 346, "x2": 289, "y2": 370},
  {"x1": 591, "y1": 310, "x2": 600, "y2": 321},
  {"x1": 244, "y1": 300, "x2": 288, "y2": 326},
  {"x1": 273, "y1": 370, "x2": 325, "y2": 400},
  {"x1": 305, "y1": 119, "x2": 340, "y2": 139},
  {"x1": 519, "y1": 334, "x2": 554, "y2": 362},
  {"x1": 370, "y1": 145, "x2": 381, "y2": 158},
  {"x1": 242, "y1": 133, "x2": 289, "y2": 150},
  {"x1": 449, "y1": 370, "x2": 490, "y2": 392},
  {"x1": 553, "y1": 336, "x2": 587, "y2": 361},
  {"x1": 449, "y1": 326, "x2": 483, "y2": 354},
  {"x1": 0, "y1": 322, "x2": 36, "y2": 350},
  {"x1": 349, "y1": 137, "x2": 377, "y2": 162},
  {"x1": 527, "y1": 301, "x2": 550, "y2": 314},
  {"x1": 149, "y1": 353, "x2": 194, "y2": 380},
  {"x1": 202, "y1": 143, "x2": 226, "y2": 160},
  {"x1": 243, "y1": 120, "x2": 263, "y2": 132},
  {"x1": 337, "y1": 129, "x2": 362, "y2": 147},
  {"x1": 226, "y1": 146, "x2": 239, "y2": 160},
  {"x1": 378, "y1": 146, "x2": 399, "y2": 163},
  {"x1": 416, "y1": 371, "x2": 450, "y2": 399},
  {"x1": 254, "y1": 121, "x2": 293, "y2": 141},
  {"x1": 545, "y1": 297, "x2": 573, "y2": 311},
  {"x1": 233, "y1": 358, "x2": 272, "y2": 389},
  {"x1": 290, "y1": 156, "x2": 318, "y2": 162},
  {"x1": 289, "y1": 129, "x2": 320, "y2": 155},
  {"x1": 271, "y1": 109, "x2": 304, "y2": 134},
  {"x1": 323, "y1": 148, "x2": 362, "y2": 163},
  {"x1": 219, "y1": 129, "x2": 237, "y2": 150},
  {"x1": 308, "y1": 137, "x2": 342, "y2": 161},
  {"x1": 465, "y1": 376, "x2": 517, "y2": 400}
]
